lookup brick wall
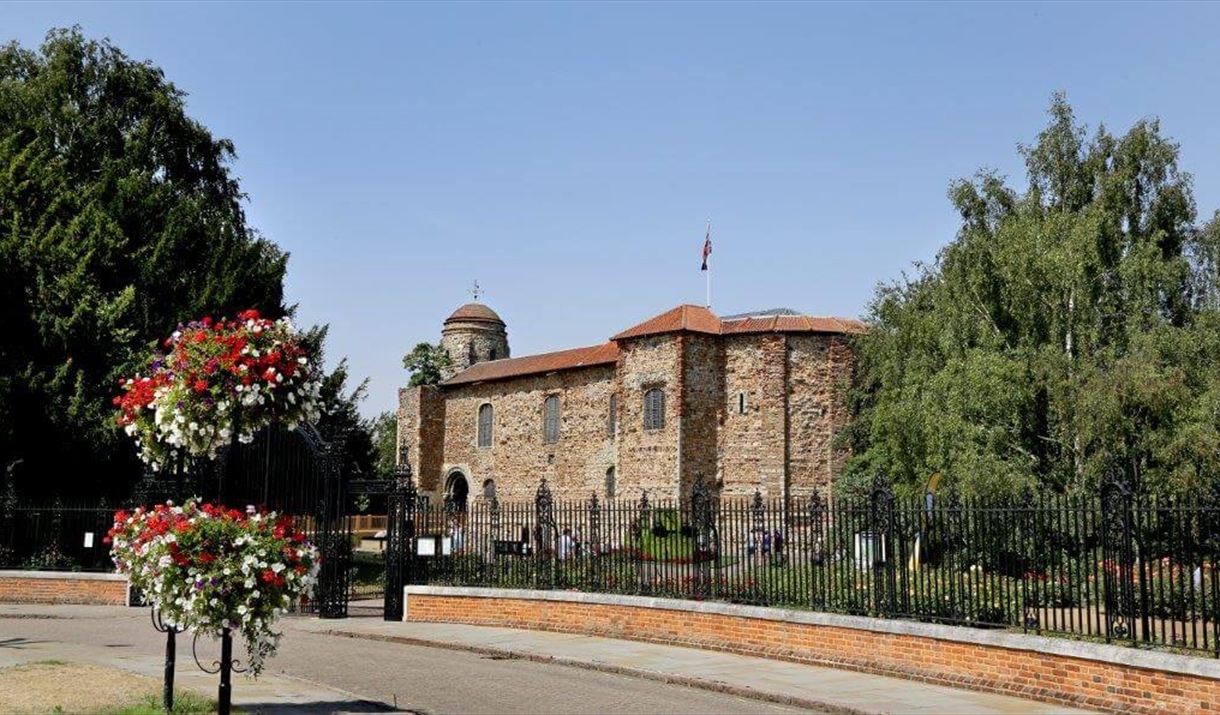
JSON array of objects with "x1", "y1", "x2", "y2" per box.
[
  {"x1": 404, "y1": 588, "x2": 1220, "y2": 714},
  {"x1": 0, "y1": 571, "x2": 128, "y2": 606}
]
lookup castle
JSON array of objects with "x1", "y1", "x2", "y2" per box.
[{"x1": 396, "y1": 301, "x2": 864, "y2": 507}]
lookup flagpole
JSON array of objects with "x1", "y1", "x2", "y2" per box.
[{"x1": 705, "y1": 219, "x2": 711, "y2": 308}]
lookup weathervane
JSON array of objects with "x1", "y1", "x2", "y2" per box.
[{"x1": 470, "y1": 280, "x2": 482, "y2": 302}]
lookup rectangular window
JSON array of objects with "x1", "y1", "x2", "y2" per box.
[
  {"x1": 543, "y1": 395, "x2": 560, "y2": 444},
  {"x1": 738, "y1": 392, "x2": 747, "y2": 414},
  {"x1": 477, "y1": 403, "x2": 493, "y2": 447},
  {"x1": 644, "y1": 388, "x2": 665, "y2": 431}
]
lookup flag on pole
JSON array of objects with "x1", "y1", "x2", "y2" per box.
[{"x1": 700, "y1": 225, "x2": 712, "y2": 271}]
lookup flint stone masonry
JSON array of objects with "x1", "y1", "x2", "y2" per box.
[
  {"x1": 404, "y1": 586, "x2": 1220, "y2": 715},
  {"x1": 0, "y1": 570, "x2": 129, "y2": 606},
  {"x1": 398, "y1": 303, "x2": 860, "y2": 503}
]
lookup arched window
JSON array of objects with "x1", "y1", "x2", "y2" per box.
[
  {"x1": 489, "y1": 347, "x2": 497, "y2": 360},
  {"x1": 643, "y1": 388, "x2": 665, "y2": 430},
  {"x1": 483, "y1": 479, "x2": 497, "y2": 500},
  {"x1": 608, "y1": 394, "x2": 617, "y2": 436},
  {"x1": 477, "y1": 403, "x2": 493, "y2": 447},
  {"x1": 543, "y1": 395, "x2": 560, "y2": 444},
  {"x1": 605, "y1": 466, "x2": 616, "y2": 499}
]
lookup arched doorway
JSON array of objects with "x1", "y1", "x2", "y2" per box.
[{"x1": 445, "y1": 471, "x2": 469, "y2": 511}]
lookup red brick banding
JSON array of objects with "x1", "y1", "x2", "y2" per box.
[
  {"x1": 0, "y1": 570, "x2": 129, "y2": 606},
  {"x1": 404, "y1": 587, "x2": 1220, "y2": 714}
]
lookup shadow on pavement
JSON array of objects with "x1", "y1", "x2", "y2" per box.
[{"x1": 237, "y1": 699, "x2": 405, "y2": 714}]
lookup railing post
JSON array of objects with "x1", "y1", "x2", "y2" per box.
[
  {"x1": 809, "y1": 491, "x2": 827, "y2": 609},
  {"x1": 635, "y1": 490, "x2": 650, "y2": 595},
  {"x1": 588, "y1": 492, "x2": 602, "y2": 591},
  {"x1": 384, "y1": 462, "x2": 415, "y2": 621},
  {"x1": 535, "y1": 478, "x2": 555, "y2": 590},
  {"x1": 751, "y1": 489, "x2": 764, "y2": 603},
  {"x1": 691, "y1": 475, "x2": 713, "y2": 599},
  {"x1": 1020, "y1": 488, "x2": 1038, "y2": 633},
  {"x1": 870, "y1": 471, "x2": 894, "y2": 618},
  {"x1": 1101, "y1": 464, "x2": 1136, "y2": 646}
]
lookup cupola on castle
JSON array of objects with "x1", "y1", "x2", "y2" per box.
[{"x1": 439, "y1": 302, "x2": 510, "y2": 380}]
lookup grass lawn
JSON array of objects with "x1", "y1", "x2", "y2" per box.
[{"x1": 0, "y1": 660, "x2": 216, "y2": 714}]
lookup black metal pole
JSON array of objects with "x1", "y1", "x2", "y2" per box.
[
  {"x1": 218, "y1": 627, "x2": 233, "y2": 715},
  {"x1": 164, "y1": 628, "x2": 176, "y2": 711}
]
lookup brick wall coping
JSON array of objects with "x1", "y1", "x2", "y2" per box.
[
  {"x1": 0, "y1": 569, "x2": 125, "y2": 582},
  {"x1": 404, "y1": 585, "x2": 1220, "y2": 680}
]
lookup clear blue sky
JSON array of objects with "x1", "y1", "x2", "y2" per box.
[{"x1": 4, "y1": 2, "x2": 1220, "y2": 419}]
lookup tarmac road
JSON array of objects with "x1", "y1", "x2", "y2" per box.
[{"x1": 0, "y1": 604, "x2": 809, "y2": 714}]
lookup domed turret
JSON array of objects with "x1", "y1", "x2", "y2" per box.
[{"x1": 440, "y1": 302, "x2": 510, "y2": 379}]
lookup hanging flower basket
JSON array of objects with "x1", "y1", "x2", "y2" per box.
[
  {"x1": 114, "y1": 310, "x2": 322, "y2": 470},
  {"x1": 108, "y1": 499, "x2": 320, "y2": 676}
]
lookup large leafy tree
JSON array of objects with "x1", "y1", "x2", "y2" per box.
[
  {"x1": 0, "y1": 28, "x2": 288, "y2": 497},
  {"x1": 845, "y1": 95, "x2": 1220, "y2": 498}
]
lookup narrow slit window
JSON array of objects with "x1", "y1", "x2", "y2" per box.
[
  {"x1": 543, "y1": 395, "x2": 560, "y2": 443},
  {"x1": 477, "y1": 403, "x2": 493, "y2": 447}
]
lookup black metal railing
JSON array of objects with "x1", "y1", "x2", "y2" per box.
[
  {"x1": 0, "y1": 499, "x2": 118, "y2": 572},
  {"x1": 398, "y1": 477, "x2": 1220, "y2": 656}
]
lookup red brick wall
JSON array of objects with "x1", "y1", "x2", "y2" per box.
[
  {"x1": 0, "y1": 573, "x2": 128, "y2": 606},
  {"x1": 406, "y1": 593, "x2": 1220, "y2": 714}
]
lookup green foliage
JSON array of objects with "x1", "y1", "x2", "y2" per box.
[
  {"x1": 370, "y1": 411, "x2": 398, "y2": 478},
  {"x1": 19, "y1": 544, "x2": 74, "y2": 571},
  {"x1": 845, "y1": 94, "x2": 1220, "y2": 498},
  {"x1": 0, "y1": 28, "x2": 287, "y2": 497},
  {"x1": 105, "y1": 690, "x2": 215, "y2": 715},
  {"x1": 402, "y1": 342, "x2": 452, "y2": 387}
]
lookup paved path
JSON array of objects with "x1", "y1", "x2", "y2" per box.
[
  {"x1": 303, "y1": 615, "x2": 1095, "y2": 715},
  {"x1": 0, "y1": 604, "x2": 801, "y2": 714}
]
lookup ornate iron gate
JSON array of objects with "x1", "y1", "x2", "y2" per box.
[{"x1": 133, "y1": 423, "x2": 353, "y2": 618}]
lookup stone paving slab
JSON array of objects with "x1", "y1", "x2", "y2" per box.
[{"x1": 299, "y1": 618, "x2": 1098, "y2": 715}]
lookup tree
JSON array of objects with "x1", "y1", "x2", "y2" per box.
[
  {"x1": 402, "y1": 342, "x2": 452, "y2": 387},
  {"x1": 0, "y1": 28, "x2": 287, "y2": 497},
  {"x1": 370, "y1": 411, "x2": 399, "y2": 478},
  {"x1": 844, "y1": 94, "x2": 1220, "y2": 499}
]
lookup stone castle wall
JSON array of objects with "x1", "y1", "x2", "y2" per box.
[
  {"x1": 680, "y1": 334, "x2": 723, "y2": 499},
  {"x1": 433, "y1": 366, "x2": 616, "y2": 502},
  {"x1": 719, "y1": 334, "x2": 788, "y2": 498},
  {"x1": 615, "y1": 335, "x2": 683, "y2": 501},
  {"x1": 401, "y1": 329, "x2": 856, "y2": 504}
]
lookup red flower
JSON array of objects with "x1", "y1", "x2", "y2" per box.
[
  {"x1": 238, "y1": 309, "x2": 261, "y2": 322},
  {"x1": 194, "y1": 379, "x2": 208, "y2": 393}
]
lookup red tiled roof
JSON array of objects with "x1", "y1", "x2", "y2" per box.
[
  {"x1": 445, "y1": 303, "x2": 505, "y2": 325},
  {"x1": 614, "y1": 305, "x2": 866, "y2": 340},
  {"x1": 612, "y1": 305, "x2": 722, "y2": 340},
  {"x1": 440, "y1": 306, "x2": 863, "y2": 386},
  {"x1": 442, "y1": 342, "x2": 619, "y2": 386},
  {"x1": 721, "y1": 314, "x2": 867, "y2": 335}
]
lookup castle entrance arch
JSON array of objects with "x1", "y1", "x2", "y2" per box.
[{"x1": 445, "y1": 470, "x2": 469, "y2": 511}]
